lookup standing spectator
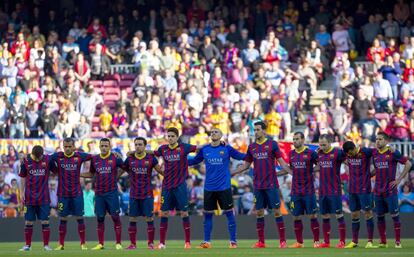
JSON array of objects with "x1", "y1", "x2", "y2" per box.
[
  {"x1": 53, "y1": 113, "x2": 73, "y2": 139},
  {"x1": 9, "y1": 94, "x2": 25, "y2": 138},
  {"x1": 362, "y1": 15, "x2": 382, "y2": 51},
  {"x1": 90, "y1": 43, "x2": 111, "y2": 79},
  {"x1": 394, "y1": 0, "x2": 411, "y2": 25},
  {"x1": 83, "y1": 181, "x2": 95, "y2": 217},
  {"x1": 329, "y1": 98, "x2": 348, "y2": 141},
  {"x1": 76, "y1": 87, "x2": 101, "y2": 122},
  {"x1": 367, "y1": 38, "x2": 385, "y2": 62},
  {"x1": 39, "y1": 107, "x2": 58, "y2": 138},
  {"x1": 351, "y1": 88, "x2": 375, "y2": 123},
  {"x1": 73, "y1": 53, "x2": 91, "y2": 86},
  {"x1": 106, "y1": 33, "x2": 126, "y2": 64},
  {"x1": 382, "y1": 13, "x2": 400, "y2": 39},
  {"x1": 0, "y1": 96, "x2": 8, "y2": 138},
  {"x1": 389, "y1": 105, "x2": 410, "y2": 142},
  {"x1": 25, "y1": 101, "x2": 40, "y2": 138},
  {"x1": 241, "y1": 39, "x2": 260, "y2": 66},
  {"x1": 379, "y1": 55, "x2": 402, "y2": 101},
  {"x1": 87, "y1": 18, "x2": 107, "y2": 39},
  {"x1": 198, "y1": 36, "x2": 220, "y2": 69},
  {"x1": 315, "y1": 25, "x2": 332, "y2": 48},
  {"x1": 1, "y1": 57, "x2": 18, "y2": 89},
  {"x1": 332, "y1": 23, "x2": 352, "y2": 54},
  {"x1": 373, "y1": 72, "x2": 393, "y2": 112}
]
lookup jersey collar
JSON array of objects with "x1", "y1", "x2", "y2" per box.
[
  {"x1": 378, "y1": 146, "x2": 389, "y2": 154},
  {"x1": 256, "y1": 138, "x2": 267, "y2": 145},
  {"x1": 30, "y1": 154, "x2": 40, "y2": 162},
  {"x1": 295, "y1": 146, "x2": 307, "y2": 154},
  {"x1": 168, "y1": 143, "x2": 179, "y2": 149},
  {"x1": 323, "y1": 147, "x2": 334, "y2": 154},
  {"x1": 64, "y1": 152, "x2": 75, "y2": 158},
  {"x1": 100, "y1": 152, "x2": 111, "y2": 159},
  {"x1": 135, "y1": 152, "x2": 146, "y2": 160}
]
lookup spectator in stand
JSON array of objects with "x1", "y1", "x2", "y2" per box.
[
  {"x1": 241, "y1": 39, "x2": 260, "y2": 67},
  {"x1": 379, "y1": 55, "x2": 402, "y2": 101},
  {"x1": 8, "y1": 94, "x2": 25, "y2": 138},
  {"x1": 389, "y1": 105, "x2": 410, "y2": 142},
  {"x1": 373, "y1": 72, "x2": 394, "y2": 113},
  {"x1": 367, "y1": 38, "x2": 385, "y2": 62},
  {"x1": 76, "y1": 87, "x2": 101, "y2": 122},
  {"x1": 382, "y1": 13, "x2": 400, "y2": 40},
  {"x1": 315, "y1": 24, "x2": 331, "y2": 48},
  {"x1": 39, "y1": 106, "x2": 57, "y2": 138},
  {"x1": 111, "y1": 105, "x2": 129, "y2": 137},
  {"x1": 73, "y1": 52, "x2": 90, "y2": 86},
  {"x1": 90, "y1": 43, "x2": 111, "y2": 79},
  {"x1": 106, "y1": 33, "x2": 126, "y2": 64},
  {"x1": 25, "y1": 101, "x2": 40, "y2": 138},
  {"x1": 351, "y1": 88, "x2": 375, "y2": 124},
  {"x1": 403, "y1": 36, "x2": 414, "y2": 60},
  {"x1": 74, "y1": 115, "x2": 90, "y2": 139},
  {"x1": 332, "y1": 23, "x2": 352, "y2": 54},
  {"x1": 87, "y1": 18, "x2": 107, "y2": 39},
  {"x1": 399, "y1": 181, "x2": 414, "y2": 213},
  {"x1": 362, "y1": 15, "x2": 382, "y2": 52}
]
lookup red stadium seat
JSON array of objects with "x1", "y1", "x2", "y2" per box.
[
  {"x1": 104, "y1": 73, "x2": 121, "y2": 82},
  {"x1": 103, "y1": 94, "x2": 120, "y2": 101},
  {"x1": 88, "y1": 131, "x2": 106, "y2": 138},
  {"x1": 95, "y1": 87, "x2": 104, "y2": 94},
  {"x1": 89, "y1": 80, "x2": 103, "y2": 87},
  {"x1": 118, "y1": 80, "x2": 132, "y2": 89},
  {"x1": 121, "y1": 74, "x2": 136, "y2": 80},
  {"x1": 103, "y1": 80, "x2": 118, "y2": 87}
]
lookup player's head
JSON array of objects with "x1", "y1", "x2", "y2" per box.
[
  {"x1": 318, "y1": 134, "x2": 333, "y2": 152},
  {"x1": 99, "y1": 138, "x2": 111, "y2": 155},
  {"x1": 253, "y1": 121, "x2": 266, "y2": 140},
  {"x1": 376, "y1": 131, "x2": 389, "y2": 149},
  {"x1": 63, "y1": 137, "x2": 76, "y2": 155},
  {"x1": 210, "y1": 128, "x2": 223, "y2": 142},
  {"x1": 134, "y1": 137, "x2": 147, "y2": 154},
  {"x1": 342, "y1": 141, "x2": 357, "y2": 156},
  {"x1": 166, "y1": 127, "x2": 179, "y2": 145},
  {"x1": 293, "y1": 132, "x2": 305, "y2": 149},
  {"x1": 31, "y1": 145, "x2": 44, "y2": 160}
]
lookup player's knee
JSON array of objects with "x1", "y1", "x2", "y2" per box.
[
  {"x1": 351, "y1": 211, "x2": 360, "y2": 219},
  {"x1": 25, "y1": 221, "x2": 34, "y2": 226},
  {"x1": 60, "y1": 217, "x2": 68, "y2": 221},
  {"x1": 335, "y1": 213, "x2": 344, "y2": 219},
  {"x1": 97, "y1": 216, "x2": 105, "y2": 223},
  {"x1": 293, "y1": 215, "x2": 302, "y2": 221},
  {"x1": 129, "y1": 217, "x2": 138, "y2": 222},
  {"x1": 145, "y1": 217, "x2": 154, "y2": 222},
  {"x1": 273, "y1": 208, "x2": 281, "y2": 217},
  {"x1": 256, "y1": 209, "x2": 265, "y2": 217},
  {"x1": 40, "y1": 220, "x2": 49, "y2": 225},
  {"x1": 322, "y1": 214, "x2": 330, "y2": 219},
  {"x1": 309, "y1": 214, "x2": 318, "y2": 219},
  {"x1": 181, "y1": 211, "x2": 189, "y2": 217},
  {"x1": 365, "y1": 210, "x2": 373, "y2": 219},
  {"x1": 161, "y1": 211, "x2": 169, "y2": 217}
]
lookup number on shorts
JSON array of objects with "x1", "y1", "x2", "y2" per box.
[{"x1": 58, "y1": 202, "x2": 64, "y2": 211}]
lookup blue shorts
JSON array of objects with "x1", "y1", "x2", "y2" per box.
[
  {"x1": 95, "y1": 190, "x2": 120, "y2": 217},
  {"x1": 254, "y1": 188, "x2": 281, "y2": 210},
  {"x1": 24, "y1": 204, "x2": 50, "y2": 221},
  {"x1": 58, "y1": 195, "x2": 84, "y2": 217},
  {"x1": 129, "y1": 197, "x2": 154, "y2": 217},
  {"x1": 319, "y1": 195, "x2": 342, "y2": 215},
  {"x1": 161, "y1": 183, "x2": 189, "y2": 212},
  {"x1": 290, "y1": 195, "x2": 318, "y2": 216},
  {"x1": 375, "y1": 195, "x2": 399, "y2": 216},
  {"x1": 349, "y1": 193, "x2": 373, "y2": 212}
]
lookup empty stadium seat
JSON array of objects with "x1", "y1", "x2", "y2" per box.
[
  {"x1": 121, "y1": 74, "x2": 136, "y2": 80},
  {"x1": 103, "y1": 80, "x2": 118, "y2": 87}
]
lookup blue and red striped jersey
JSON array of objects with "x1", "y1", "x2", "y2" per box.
[
  {"x1": 318, "y1": 148, "x2": 345, "y2": 196},
  {"x1": 19, "y1": 155, "x2": 54, "y2": 205},
  {"x1": 290, "y1": 148, "x2": 318, "y2": 196},
  {"x1": 346, "y1": 147, "x2": 373, "y2": 194},
  {"x1": 372, "y1": 148, "x2": 407, "y2": 196},
  {"x1": 90, "y1": 153, "x2": 124, "y2": 195},
  {"x1": 155, "y1": 143, "x2": 197, "y2": 189},
  {"x1": 50, "y1": 152, "x2": 92, "y2": 197},
  {"x1": 124, "y1": 153, "x2": 158, "y2": 199},
  {"x1": 245, "y1": 139, "x2": 283, "y2": 189}
]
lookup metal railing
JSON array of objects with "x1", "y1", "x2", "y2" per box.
[
  {"x1": 110, "y1": 64, "x2": 139, "y2": 74},
  {"x1": 389, "y1": 141, "x2": 413, "y2": 156}
]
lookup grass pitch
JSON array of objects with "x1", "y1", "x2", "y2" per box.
[{"x1": 0, "y1": 239, "x2": 413, "y2": 257}]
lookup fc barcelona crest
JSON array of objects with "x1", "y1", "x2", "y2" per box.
[
  {"x1": 330, "y1": 154, "x2": 335, "y2": 159},
  {"x1": 42, "y1": 161, "x2": 46, "y2": 167},
  {"x1": 264, "y1": 145, "x2": 269, "y2": 149},
  {"x1": 220, "y1": 151, "x2": 225, "y2": 156},
  {"x1": 176, "y1": 147, "x2": 181, "y2": 152},
  {"x1": 73, "y1": 157, "x2": 79, "y2": 162},
  {"x1": 108, "y1": 160, "x2": 113, "y2": 164},
  {"x1": 386, "y1": 155, "x2": 390, "y2": 160},
  {"x1": 145, "y1": 161, "x2": 149, "y2": 166}
]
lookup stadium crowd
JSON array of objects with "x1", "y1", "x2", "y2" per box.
[{"x1": 1, "y1": 0, "x2": 414, "y2": 217}]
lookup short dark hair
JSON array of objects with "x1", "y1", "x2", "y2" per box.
[
  {"x1": 31, "y1": 145, "x2": 44, "y2": 159},
  {"x1": 99, "y1": 138, "x2": 111, "y2": 144},
  {"x1": 254, "y1": 121, "x2": 266, "y2": 130},
  {"x1": 167, "y1": 127, "x2": 179, "y2": 137},
  {"x1": 377, "y1": 131, "x2": 390, "y2": 140},
  {"x1": 342, "y1": 141, "x2": 356, "y2": 154},
  {"x1": 319, "y1": 134, "x2": 334, "y2": 143},
  {"x1": 134, "y1": 137, "x2": 147, "y2": 145},
  {"x1": 293, "y1": 131, "x2": 305, "y2": 139},
  {"x1": 63, "y1": 137, "x2": 75, "y2": 145}
]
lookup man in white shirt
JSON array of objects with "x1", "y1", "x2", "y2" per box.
[{"x1": 373, "y1": 72, "x2": 393, "y2": 112}]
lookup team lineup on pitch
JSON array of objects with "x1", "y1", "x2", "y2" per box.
[{"x1": 16, "y1": 124, "x2": 412, "y2": 251}]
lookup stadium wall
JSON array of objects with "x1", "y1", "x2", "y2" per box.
[{"x1": 1, "y1": 214, "x2": 413, "y2": 242}]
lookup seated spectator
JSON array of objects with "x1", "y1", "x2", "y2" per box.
[
  {"x1": 74, "y1": 115, "x2": 90, "y2": 139},
  {"x1": 99, "y1": 105, "x2": 113, "y2": 132},
  {"x1": 106, "y1": 33, "x2": 126, "y2": 64},
  {"x1": 111, "y1": 105, "x2": 129, "y2": 137},
  {"x1": 399, "y1": 183, "x2": 414, "y2": 213},
  {"x1": 53, "y1": 112, "x2": 73, "y2": 139},
  {"x1": 73, "y1": 53, "x2": 91, "y2": 86},
  {"x1": 87, "y1": 17, "x2": 107, "y2": 39},
  {"x1": 367, "y1": 38, "x2": 385, "y2": 62},
  {"x1": 315, "y1": 24, "x2": 332, "y2": 48},
  {"x1": 229, "y1": 58, "x2": 248, "y2": 85},
  {"x1": 62, "y1": 35, "x2": 80, "y2": 62},
  {"x1": 90, "y1": 43, "x2": 111, "y2": 79},
  {"x1": 241, "y1": 39, "x2": 260, "y2": 67}
]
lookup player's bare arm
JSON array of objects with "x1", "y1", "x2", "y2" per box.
[
  {"x1": 391, "y1": 160, "x2": 412, "y2": 189},
  {"x1": 231, "y1": 162, "x2": 251, "y2": 176},
  {"x1": 154, "y1": 164, "x2": 164, "y2": 176}
]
